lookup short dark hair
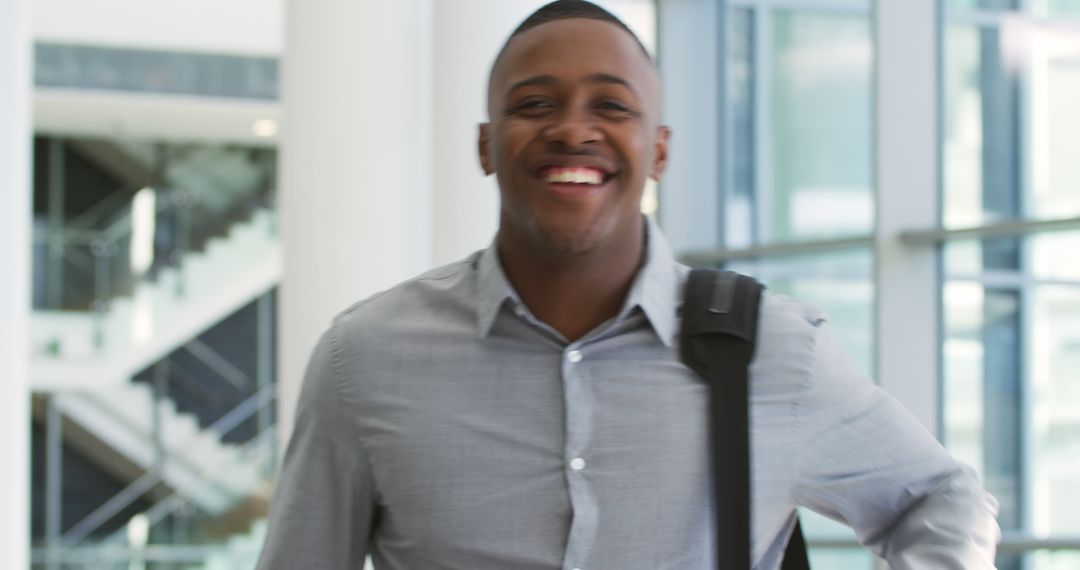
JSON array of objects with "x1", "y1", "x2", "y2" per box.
[
  {"x1": 486, "y1": 1, "x2": 657, "y2": 116},
  {"x1": 494, "y1": 0, "x2": 653, "y2": 68}
]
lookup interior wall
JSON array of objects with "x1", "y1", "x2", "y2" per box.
[{"x1": 32, "y1": 0, "x2": 283, "y2": 55}]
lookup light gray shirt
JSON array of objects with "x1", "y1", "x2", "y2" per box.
[{"x1": 257, "y1": 223, "x2": 999, "y2": 570}]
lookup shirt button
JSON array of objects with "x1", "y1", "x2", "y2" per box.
[
  {"x1": 567, "y1": 350, "x2": 583, "y2": 363},
  {"x1": 513, "y1": 305, "x2": 527, "y2": 317},
  {"x1": 569, "y1": 457, "x2": 586, "y2": 471}
]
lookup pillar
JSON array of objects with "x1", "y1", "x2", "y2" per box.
[
  {"x1": 277, "y1": 0, "x2": 434, "y2": 449},
  {"x1": 0, "y1": 0, "x2": 33, "y2": 565}
]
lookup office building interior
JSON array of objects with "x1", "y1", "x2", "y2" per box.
[{"x1": 1, "y1": 0, "x2": 1078, "y2": 568}]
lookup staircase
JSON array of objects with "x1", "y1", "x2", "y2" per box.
[
  {"x1": 31, "y1": 206, "x2": 280, "y2": 516},
  {"x1": 32, "y1": 207, "x2": 279, "y2": 389}
]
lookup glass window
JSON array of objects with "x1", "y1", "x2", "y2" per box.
[
  {"x1": 806, "y1": 546, "x2": 875, "y2": 569},
  {"x1": 947, "y1": 0, "x2": 1019, "y2": 10},
  {"x1": 1030, "y1": 551, "x2": 1080, "y2": 570},
  {"x1": 1030, "y1": 23, "x2": 1080, "y2": 218},
  {"x1": 727, "y1": 6, "x2": 873, "y2": 247},
  {"x1": 942, "y1": 274, "x2": 1023, "y2": 528},
  {"x1": 1032, "y1": 230, "x2": 1080, "y2": 280},
  {"x1": 943, "y1": 23, "x2": 1022, "y2": 228},
  {"x1": 729, "y1": 8, "x2": 756, "y2": 249},
  {"x1": 769, "y1": 12, "x2": 873, "y2": 243},
  {"x1": 1030, "y1": 285, "x2": 1080, "y2": 535},
  {"x1": 686, "y1": 0, "x2": 1080, "y2": 565},
  {"x1": 942, "y1": 2, "x2": 1080, "y2": 566},
  {"x1": 1033, "y1": 0, "x2": 1080, "y2": 16},
  {"x1": 944, "y1": 15, "x2": 1080, "y2": 227}
]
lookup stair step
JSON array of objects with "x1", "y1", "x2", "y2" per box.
[{"x1": 33, "y1": 207, "x2": 281, "y2": 516}]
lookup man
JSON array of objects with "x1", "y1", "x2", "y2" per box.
[{"x1": 257, "y1": 2, "x2": 1000, "y2": 568}]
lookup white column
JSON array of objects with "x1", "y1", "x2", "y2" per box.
[
  {"x1": 657, "y1": 0, "x2": 723, "y2": 254},
  {"x1": 429, "y1": 0, "x2": 526, "y2": 266},
  {"x1": 277, "y1": 0, "x2": 434, "y2": 449},
  {"x1": 874, "y1": 0, "x2": 941, "y2": 436},
  {"x1": 0, "y1": 0, "x2": 32, "y2": 566}
]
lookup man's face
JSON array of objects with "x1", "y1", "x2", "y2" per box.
[{"x1": 480, "y1": 18, "x2": 670, "y2": 257}]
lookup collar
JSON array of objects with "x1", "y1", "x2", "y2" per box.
[
  {"x1": 619, "y1": 215, "x2": 679, "y2": 346},
  {"x1": 474, "y1": 216, "x2": 680, "y2": 347},
  {"x1": 474, "y1": 239, "x2": 517, "y2": 338}
]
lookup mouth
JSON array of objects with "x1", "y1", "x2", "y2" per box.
[{"x1": 536, "y1": 166, "x2": 614, "y2": 196}]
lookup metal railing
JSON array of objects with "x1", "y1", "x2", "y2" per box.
[
  {"x1": 34, "y1": 183, "x2": 274, "y2": 355},
  {"x1": 59, "y1": 383, "x2": 275, "y2": 546},
  {"x1": 34, "y1": 384, "x2": 276, "y2": 569}
]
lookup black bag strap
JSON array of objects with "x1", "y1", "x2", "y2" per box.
[{"x1": 680, "y1": 269, "x2": 810, "y2": 570}]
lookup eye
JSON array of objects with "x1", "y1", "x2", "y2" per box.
[
  {"x1": 597, "y1": 100, "x2": 629, "y2": 111},
  {"x1": 596, "y1": 99, "x2": 638, "y2": 118},
  {"x1": 508, "y1": 97, "x2": 554, "y2": 116}
]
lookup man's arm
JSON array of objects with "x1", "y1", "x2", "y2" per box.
[
  {"x1": 257, "y1": 323, "x2": 376, "y2": 569},
  {"x1": 791, "y1": 320, "x2": 1000, "y2": 569}
]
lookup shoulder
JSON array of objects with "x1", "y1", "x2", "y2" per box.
[
  {"x1": 750, "y1": 291, "x2": 828, "y2": 393},
  {"x1": 336, "y1": 252, "x2": 478, "y2": 324},
  {"x1": 757, "y1": 291, "x2": 827, "y2": 341},
  {"x1": 325, "y1": 252, "x2": 482, "y2": 356}
]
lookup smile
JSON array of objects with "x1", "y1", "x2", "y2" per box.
[{"x1": 539, "y1": 166, "x2": 608, "y2": 186}]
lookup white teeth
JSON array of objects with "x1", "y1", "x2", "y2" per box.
[{"x1": 545, "y1": 168, "x2": 602, "y2": 185}]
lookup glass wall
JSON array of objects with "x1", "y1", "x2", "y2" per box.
[
  {"x1": 942, "y1": 1, "x2": 1080, "y2": 566},
  {"x1": 677, "y1": 0, "x2": 1080, "y2": 566},
  {"x1": 727, "y1": 3, "x2": 873, "y2": 249}
]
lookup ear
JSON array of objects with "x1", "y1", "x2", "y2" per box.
[
  {"x1": 478, "y1": 123, "x2": 495, "y2": 176},
  {"x1": 649, "y1": 125, "x2": 671, "y2": 182}
]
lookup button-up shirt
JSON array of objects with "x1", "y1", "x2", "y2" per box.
[{"x1": 257, "y1": 222, "x2": 999, "y2": 570}]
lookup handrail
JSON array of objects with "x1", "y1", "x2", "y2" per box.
[
  {"x1": 677, "y1": 215, "x2": 1080, "y2": 267},
  {"x1": 66, "y1": 186, "x2": 139, "y2": 231},
  {"x1": 61, "y1": 384, "x2": 277, "y2": 546},
  {"x1": 33, "y1": 543, "x2": 262, "y2": 565},
  {"x1": 34, "y1": 181, "x2": 273, "y2": 314},
  {"x1": 206, "y1": 382, "x2": 275, "y2": 437},
  {"x1": 679, "y1": 234, "x2": 874, "y2": 266},
  {"x1": 99, "y1": 426, "x2": 277, "y2": 546},
  {"x1": 43, "y1": 188, "x2": 188, "y2": 247},
  {"x1": 61, "y1": 469, "x2": 163, "y2": 547},
  {"x1": 805, "y1": 532, "x2": 1080, "y2": 551},
  {"x1": 900, "y1": 215, "x2": 1080, "y2": 246},
  {"x1": 104, "y1": 187, "x2": 191, "y2": 245},
  {"x1": 182, "y1": 338, "x2": 253, "y2": 391},
  {"x1": 167, "y1": 359, "x2": 231, "y2": 411}
]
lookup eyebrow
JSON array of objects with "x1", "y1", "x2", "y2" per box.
[{"x1": 506, "y1": 73, "x2": 639, "y2": 98}]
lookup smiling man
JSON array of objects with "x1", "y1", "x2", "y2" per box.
[
  {"x1": 478, "y1": 9, "x2": 668, "y2": 342},
  {"x1": 256, "y1": 2, "x2": 999, "y2": 569}
]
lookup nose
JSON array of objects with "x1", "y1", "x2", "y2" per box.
[{"x1": 541, "y1": 107, "x2": 601, "y2": 149}]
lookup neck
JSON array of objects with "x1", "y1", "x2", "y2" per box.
[{"x1": 497, "y1": 219, "x2": 646, "y2": 342}]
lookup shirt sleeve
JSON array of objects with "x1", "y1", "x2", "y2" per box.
[
  {"x1": 256, "y1": 322, "x2": 376, "y2": 570},
  {"x1": 790, "y1": 319, "x2": 1000, "y2": 569}
]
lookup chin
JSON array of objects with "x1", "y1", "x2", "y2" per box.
[{"x1": 529, "y1": 220, "x2": 610, "y2": 257}]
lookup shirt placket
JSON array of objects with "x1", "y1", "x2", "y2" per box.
[{"x1": 560, "y1": 341, "x2": 597, "y2": 570}]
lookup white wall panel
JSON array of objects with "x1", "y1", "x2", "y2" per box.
[
  {"x1": 0, "y1": 0, "x2": 32, "y2": 566},
  {"x1": 33, "y1": 0, "x2": 283, "y2": 55}
]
